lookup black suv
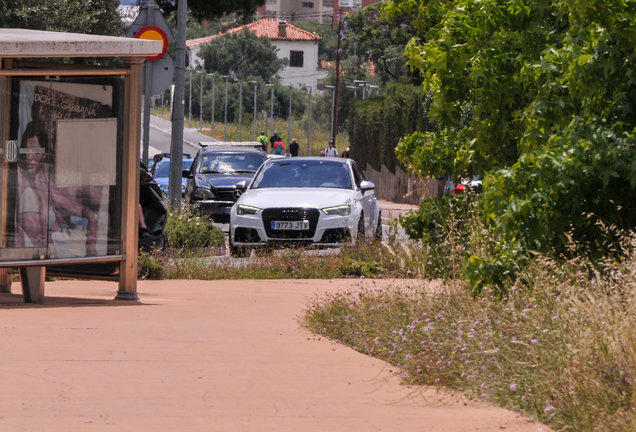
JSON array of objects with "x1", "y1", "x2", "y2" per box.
[{"x1": 184, "y1": 145, "x2": 268, "y2": 220}]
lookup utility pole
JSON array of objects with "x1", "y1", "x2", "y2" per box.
[
  {"x1": 303, "y1": 85, "x2": 312, "y2": 156},
  {"x1": 332, "y1": 10, "x2": 343, "y2": 147},
  {"x1": 325, "y1": 85, "x2": 335, "y2": 142},
  {"x1": 169, "y1": 0, "x2": 187, "y2": 208},
  {"x1": 249, "y1": 80, "x2": 257, "y2": 141}
]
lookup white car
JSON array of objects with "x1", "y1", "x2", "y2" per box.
[{"x1": 229, "y1": 157, "x2": 382, "y2": 256}]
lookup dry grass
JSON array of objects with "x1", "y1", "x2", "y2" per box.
[{"x1": 300, "y1": 247, "x2": 636, "y2": 431}]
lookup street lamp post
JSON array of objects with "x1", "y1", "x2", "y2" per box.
[
  {"x1": 346, "y1": 85, "x2": 357, "y2": 98},
  {"x1": 265, "y1": 83, "x2": 274, "y2": 140},
  {"x1": 209, "y1": 73, "x2": 215, "y2": 138},
  {"x1": 353, "y1": 80, "x2": 366, "y2": 99},
  {"x1": 222, "y1": 75, "x2": 229, "y2": 141},
  {"x1": 286, "y1": 84, "x2": 293, "y2": 147},
  {"x1": 249, "y1": 80, "x2": 257, "y2": 141},
  {"x1": 188, "y1": 67, "x2": 192, "y2": 125},
  {"x1": 237, "y1": 80, "x2": 243, "y2": 142},
  {"x1": 325, "y1": 85, "x2": 335, "y2": 142},
  {"x1": 199, "y1": 71, "x2": 203, "y2": 130},
  {"x1": 302, "y1": 85, "x2": 312, "y2": 156},
  {"x1": 369, "y1": 85, "x2": 379, "y2": 96}
]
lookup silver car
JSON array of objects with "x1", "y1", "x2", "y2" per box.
[{"x1": 229, "y1": 157, "x2": 382, "y2": 256}]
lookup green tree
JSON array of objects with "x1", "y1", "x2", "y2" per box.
[
  {"x1": 156, "y1": 0, "x2": 265, "y2": 21},
  {"x1": 390, "y1": 0, "x2": 636, "y2": 292},
  {"x1": 293, "y1": 21, "x2": 338, "y2": 61},
  {"x1": 0, "y1": 0, "x2": 123, "y2": 35},
  {"x1": 198, "y1": 28, "x2": 287, "y2": 82}
]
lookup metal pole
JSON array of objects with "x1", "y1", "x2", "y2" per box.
[
  {"x1": 199, "y1": 71, "x2": 203, "y2": 130},
  {"x1": 169, "y1": 0, "x2": 187, "y2": 208},
  {"x1": 249, "y1": 81, "x2": 257, "y2": 141},
  {"x1": 325, "y1": 85, "x2": 335, "y2": 142},
  {"x1": 303, "y1": 85, "x2": 312, "y2": 156},
  {"x1": 287, "y1": 85, "x2": 292, "y2": 147},
  {"x1": 223, "y1": 75, "x2": 228, "y2": 141},
  {"x1": 269, "y1": 84, "x2": 274, "y2": 138},
  {"x1": 161, "y1": 92, "x2": 164, "y2": 117},
  {"x1": 141, "y1": 0, "x2": 156, "y2": 169},
  {"x1": 210, "y1": 74, "x2": 215, "y2": 138},
  {"x1": 188, "y1": 67, "x2": 192, "y2": 126},
  {"x1": 346, "y1": 85, "x2": 357, "y2": 98},
  {"x1": 238, "y1": 80, "x2": 243, "y2": 142}
]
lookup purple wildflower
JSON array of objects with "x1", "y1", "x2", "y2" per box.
[
  {"x1": 531, "y1": 339, "x2": 539, "y2": 345},
  {"x1": 510, "y1": 383, "x2": 517, "y2": 392},
  {"x1": 544, "y1": 405, "x2": 555, "y2": 413}
]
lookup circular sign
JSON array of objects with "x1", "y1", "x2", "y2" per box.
[{"x1": 135, "y1": 26, "x2": 169, "y2": 61}]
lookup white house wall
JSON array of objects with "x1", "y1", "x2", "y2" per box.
[
  {"x1": 190, "y1": 39, "x2": 327, "y2": 93},
  {"x1": 275, "y1": 40, "x2": 327, "y2": 92}
]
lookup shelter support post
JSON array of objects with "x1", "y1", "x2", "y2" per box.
[
  {"x1": 0, "y1": 268, "x2": 11, "y2": 293},
  {"x1": 116, "y1": 57, "x2": 144, "y2": 301},
  {"x1": 20, "y1": 266, "x2": 44, "y2": 303}
]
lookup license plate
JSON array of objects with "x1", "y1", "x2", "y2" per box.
[{"x1": 271, "y1": 221, "x2": 309, "y2": 230}]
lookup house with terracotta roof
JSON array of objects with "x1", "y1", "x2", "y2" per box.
[{"x1": 186, "y1": 18, "x2": 328, "y2": 93}]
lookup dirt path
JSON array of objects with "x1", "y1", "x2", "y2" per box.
[{"x1": 0, "y1": 279, "x2": 549, "y2": 431}]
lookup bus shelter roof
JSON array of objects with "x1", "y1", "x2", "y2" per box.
[{"x1": 0, "y1": 29, "x2": 162, "y2": 58}]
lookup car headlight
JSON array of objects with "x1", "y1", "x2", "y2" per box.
[
  {"x1": 237, "y1": 204, "x2": 261, "y2": 215},
  {"x1": 193, "y1": 188, "x2": 215, "y2": 200},
  {"x1": 322, "y1": 205, "x2": 351, "y2": 216}
]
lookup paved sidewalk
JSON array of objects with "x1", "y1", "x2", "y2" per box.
[{"x1": 0, "y1": 279, "x2": 548, "y2": 431}]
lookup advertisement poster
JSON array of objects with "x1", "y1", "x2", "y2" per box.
[{"x1": 8, "y1": 80, "x2": 118, "y2": 259}]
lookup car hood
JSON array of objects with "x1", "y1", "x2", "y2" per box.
[
  {"x1": 237, "y1": 188, "x2": 356, "y2": 209},
  {"x1": 196, "y1": 173, "x2": 255, "y2": 189}
]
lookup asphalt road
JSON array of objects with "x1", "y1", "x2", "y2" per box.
[{"x1": 141, "y1": 114, "x2": 213, "y2": 159}]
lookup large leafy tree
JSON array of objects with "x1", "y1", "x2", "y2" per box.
[
  {"x1": 156, "y1": 0, "x2": 265, "y2": 21},
  {"x1": 0, "y1": 0, "x2": 123, "y2": 35},
  {"x1": 198, "y1": 29, "x2": 287, "y2": 82},
  {"x1": 391, "y1": 0, "x2": 636, "y2": 289}
]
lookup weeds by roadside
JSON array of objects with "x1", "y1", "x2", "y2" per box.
[
  {"x1": 137, "y1": 241, "x2": 435, "y2": 281},
  {"x1": 300, "y1": 249, "x2": 636, "y2": 432}
]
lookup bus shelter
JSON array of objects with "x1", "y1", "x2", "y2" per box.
[{"x1": 0, "y1": 29, "x2": 162, "y2": 303}]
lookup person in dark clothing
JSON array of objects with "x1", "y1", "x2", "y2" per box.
[
  {"x1": 269, "y1": 130, "x2": 281, "y2": 153},
  {"x1": 289, "y1": 138, "x2": 299, "y2": 157}
]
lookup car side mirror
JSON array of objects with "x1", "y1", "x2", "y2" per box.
[
  {"x1": 153, "y1": 154, "x2": 163, "y2": 163},
  {"x1": 235, "y1": 180, "x2": 248, "y2": 189},
  {"x1": 360, "y1": 180, "x2": 375, "y2": 192},
  {"x1": 182, "y1": 169, "x2": 191, "y2": 178}
]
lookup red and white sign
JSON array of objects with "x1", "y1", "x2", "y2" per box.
[{"x1": 135, "y1": 26, "x2": 169, "y2": 62}]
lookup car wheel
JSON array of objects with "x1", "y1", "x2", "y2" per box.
[
  {"x1": 357, "y1": 213, "x2": 365, "y2": 244},
  {"x1": 374, "y1": 210, "x2": 382, "y2": 242}
]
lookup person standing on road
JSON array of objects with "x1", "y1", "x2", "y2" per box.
[
  {"x1": 288, "y1": 138, "x2": 299, "y2": 157},
  {"x1": 257, "y1": 131, "x2": 268, "y2": 152},
  {"x1": 269, "y1": 131, "x2": 281, "y2": 153},
  {"x1": 324, "y1": 140, "x2": 338, "y2": 157}
]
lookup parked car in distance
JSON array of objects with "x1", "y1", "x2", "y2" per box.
[
  {"x1": 184, "y1": 144, "x2": 268, "y2": 221},
  {"x1": 152, "y1": 156, "x2": 194, "y2": 197},
  {"x1": 229, "y1": 157, "x2": 382, "y2": 256}
]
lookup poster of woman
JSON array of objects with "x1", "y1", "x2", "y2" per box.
[{"x1": 11, "y1": 79, "x2": 118, "y2": 258}]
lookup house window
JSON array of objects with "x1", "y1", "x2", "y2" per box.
[
  {"x1": 322, "y1": 0, "x2": 333, "y2": 6},
  {"x1": 290, "y1": 51, "x2": 304, "y2": 68},
  {"x1": 266, "y1": 0, "x2": 276, "y2": 4},
  {"x1": 302, "y1": 1, "x2": 314, "y2": 7}
]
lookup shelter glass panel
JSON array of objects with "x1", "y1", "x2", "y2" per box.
[{"x1": 0, "y1": 76, "x2": 124, "y2": 262}]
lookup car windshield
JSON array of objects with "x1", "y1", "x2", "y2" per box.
[
  {"x1": 199, "y1": 153, "x2": 266, "y2": 174},
  {"x1": 251, "y1": 160, "x2": 353, "y2": 189},
  {"x1": 154, "y1": 159, "x2": 193, "y2": 177}
]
